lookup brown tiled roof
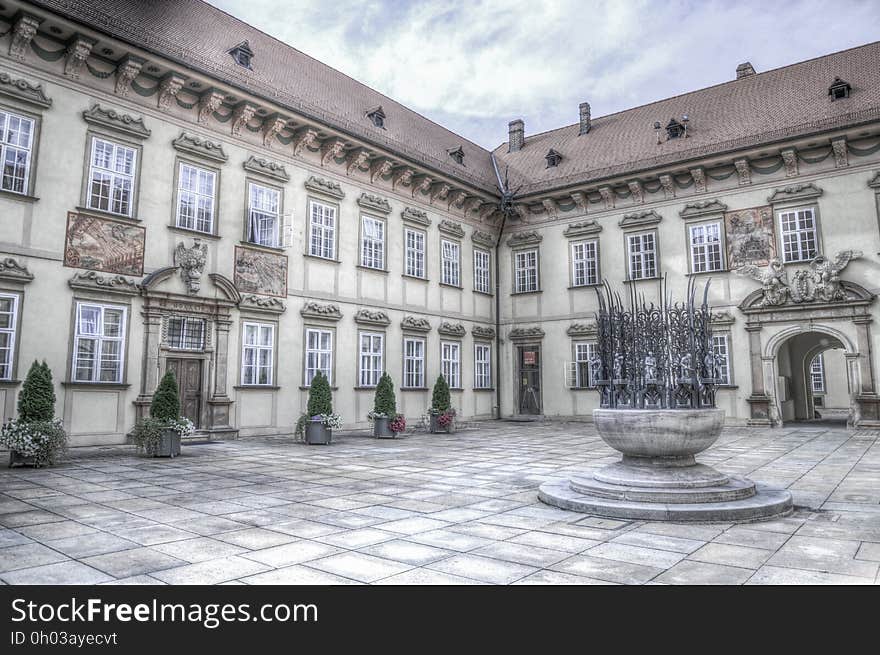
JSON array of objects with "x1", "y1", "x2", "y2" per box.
[
  {"x1": 493, "y1": 41, "x2": 880, "y2": 197},
  {"x1": 27, "y1": 0, "x2": 499, "y2": 192}
]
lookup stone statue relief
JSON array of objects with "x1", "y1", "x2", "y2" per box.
[
  {"x1": 174, "y1": 238, "x2": 208, "y2": 294},
  {"x1": 736, "y1": 257, "x2": 789, "y2": 307},
  {"x1": 644, "y1": 352, "x2": 658, "y2": 384},
  {"x1": 736, "y1": 250, "x2": 861, "y2": 307}
]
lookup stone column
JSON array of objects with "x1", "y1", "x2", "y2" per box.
[
  {"x1": 135, "y1": 306, "x2": 163, "y2": 422},
  {"x1": 206, "y1": 314, "x2": 237, "y2": 438},
  {"x1": 852, "y1": 316, "x2": 880, "y2": 426},
  {"x1": 745, "y1": 322, "x2": 772, "y2": 426}
]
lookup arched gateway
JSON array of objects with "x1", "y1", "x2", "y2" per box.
[{"x1": 739, "y1": 277, "x2": 878, "y2": 428}]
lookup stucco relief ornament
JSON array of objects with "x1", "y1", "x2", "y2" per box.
[
  {"x1": 811, "y1": 250, "x2": 862, "y2": 302},
  {"x1": 174, "y1": 239, "x2": 208, "y2": 294},
  {"x1": 735, "y1": 258, "x2": 789, "y2": 307}
]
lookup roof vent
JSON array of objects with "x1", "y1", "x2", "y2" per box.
[
  {"x1": 508, "y1": 119, "x2": 524, "y2": 153},
  {"x1": 228, "y1": 41, "x2": 254, "y2": 69},
  {"x1": 366, "y1": 105, "x2": 386, "y2": 128},
  {"x1": 448, "y1": 146, "x2": 465, "y2": 165},
  {"x1": 735, "y1": 62, "x2": 756, "y2": 79},
  {"x1": 579, "y1": 102, "x2": 591, "y2": 135},
  {"x1": 545, "y1": 149, "x2": 562, "y2": 168},
  {"x1": 828, "y1": 77, "x2": 851, "y2": 100}
]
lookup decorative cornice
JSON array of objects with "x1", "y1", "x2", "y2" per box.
[
  {"x1": 304, "y1": 175, "x2": 344, "y2": 199},
  {"x1": 438, "y1": 322, "x2": 466, "y2": 337},
  {"x1": 157, "y1": 73, "x2": 185, "y2": 112},
  {"x1": 346, "y1": 148, "x2": 370, "y2": 176},
  {"x1": 690, "y1": 167, "x2": 707, "y2": 193},
  {"x1": 566, "y1": 321, "x2": 597, "y2": 337},
  {"x1": 240, "y1": 294, "x2": 286, "y2": 314},
  {"x1": 231, "y1": 102, "x2": 257, "y2": 136},
  {"x1": 244, "y1": 155, "x2": 290, "y2": 182},
  {"x1": 658, "y1": 174, "x2": 675, "y2": 199},
  {"x1": 711, "y1": 310, "x2": 736, "y2": 326},
  {"x1": 370, "y1": 158, "x2": 394, "y2": 183},
  {"x1": 357, "y1": 192, "x2": 392, "y2": 214},
  {"x1": 471, "y1": 230, "x2": 496, "y2": 248},
  {"x1": 9, "y1": 13, "x2": 41, "y2": 61},
  {"x1": 570, "y1": 191, "x2": 588, "y2": 213},
  {"x1": 619, "y1": 210, "x2": 662, "y2": 229},
  {"x1": 261, "y1": 114, "x2": 288, "y2": 148},
  {"x1": 627, "y1": 180, "x2": 644, "y2": 204},
  {"x1": 506, "y1": 230, "x2": 542, "y2": 247},
  {"x1": 321, "y1": 138, "x2": 346, "y2": 166},
  {"x1": 300, "y1": 301, "x2": 342, "y2": 321},
  {"x1": 0, "y1": 71, "x2": 52, "y2": 109},
  {"x1": 831, "y1": 137, "x2": 848, "y2": 168},
  {"x1": 402, "y1": 207, "x2": 430, "y2": 227},
  {"x1": 768, "y1": 183, "x2": 823, "y2": 205},
  {"x1": 114, "y1": 55, "x2": 144, "y2": 97},
  {"x1": 563, "y1": 219, "x2": 602, "y2": 238},
  {"x1": 400, "y1": 316, "x2": 432, "y2": 333},
  {"x1": 63, "y1": 34, "x2": 96, "y2": 80},
  {"x1": 472, "y1": 325, "x2": 496, "y2": 339},
  {"x1": 83, "y1": 104, "x2": 150, "y2": 139},
  {"x1": 430, "y1": 183, "x2": 451, "y2": 204},
  {"x1": 68, "y1": 271, "x2": 140, "y2": 296},
  {"x1": 0, "y1": 257, "x2": 33, "y2": 284},
  {"x1": 293, "y1": 128, "x2": 319, "y2": 157},
  {"x1": 393, "y1": 167, "x2": 415, "y2": 190},
  {"x1": 411, "y1": 175, "x2": 432, "y2": 198},
  {"x1": 598, "y1": 186, "x2": 614, "y2": 209},
  {"x1": 438, "y1": 219, "x2": 465, "y2": 239},
  {"x1": 781, "y1": 149, "x2": 798, "y2": 177},
  {"x1": 679, "y1": 199, "x2": 728, "y2": 220},
  {"x1": 172, "y1": 132, "x2": 228, "y2": 163},
  {"x1": 508, "y1": 326, "x2": 545, "y2": 341},
  {"x1": 197, "y1": 90, "x2": 224, "y2": 125},
  {"x1": 734, "y1": 159, "x2": 751, "y2": 186},
  {"x1": 354, "y1": 308, "x2": 391, "y2": 327}
]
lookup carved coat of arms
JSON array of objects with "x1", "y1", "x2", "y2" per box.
[{"x1": 174, "y1": 238, "x2": 208, "y2": 294}]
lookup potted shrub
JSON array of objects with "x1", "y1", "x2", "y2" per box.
[
  {"x1": 296, "y1": 372, "x2": 339, "y2": 445},
  {"x1": 428, "y1": 375, "x2": 456, "y2": 433},
  {"x1": 370, "y1": 372, "x2": 399, "y2": 438},
  {"x1": 2, "y1": 361, "x2": 67, "y2": 468},
  {"x1": 132, "y1": 370, "x2": 194, "y2": 457}
]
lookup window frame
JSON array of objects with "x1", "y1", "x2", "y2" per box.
[
  {"x1": 440, "y1": 238, "x2": 461, "y2": 287},
  {"x1": 166, "y1": 316, "x2": 207, "y2": 352},
  {"x1": 687, "y1": 220, "x2": 725, "y2": 274},
  {"x1": 441, "y1": 340, "x2": 462, "y2": 389},
  {"x1": 0, "y1": 106, "x2": 37, "y2": 197},
  {"x1": 240, "y1": 320, "x2": 275, "y2": 387},
  {"x1": 626, "y1": 230, "x2": 659, "y2": 281},
  {"x1": 810, "y1": 353, "x2": 826, "y2": 394},
  {"x1": 404, "y1": 227, "x2": 427, "y2": 279},
  {"x1": 71, "y1": 301, "x2": 128, "y2": 384},
  {"x1": 711, "y1": 333, "x2": 732, "y2": 387},
  {"x1": 777, "y1": 206, "x2": 820, "y2": 264},
  {"x1": 569, "y1": 238, "x2": 600, "y2": 288},
  {"x1": 173, "y1": 158, "x2": 220, "y2": 236},
  {"x1": 402, "y1": 335, "x2": 426, "y2": 389},
  {"x1": 357, "y1": 330, "x2": 385, "y2": 388},
  {"x1": 83, "y1": 133, "x2": 141, "y2": 219},
  {"x1": 0, "y1": 291, "x2": 20, "y2": 381},
  {"x1": 359, "y1": 214, "x2": 387, "y2": 271},
  {"x1": 307, "y1": 197, "x2": 339, "y2": 261},
  {"x1": 303, "y1": 326, "x2": 334, "y2": 387},
  {"x1": 473, "y1": 247, "x2": 491, "y2": 294},
  {"x1": 245, "y1": 179, "x2": 283, "y2": 249},
  {"x1": 572, "y1": 341, "x2": 599, "y2": 389},
  {"x1": 513, "y1": 248, "x2": 540, "y2": 294},
  {"x1": 474, "y1": 342, "x2": 492, "y2": 390}
]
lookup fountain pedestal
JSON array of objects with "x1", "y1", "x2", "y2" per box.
[{"x1": 539, "y1": 409, "x2": 792, "y2": 522}]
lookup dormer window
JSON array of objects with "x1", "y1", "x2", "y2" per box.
[
  {"x1": 545, "y1": 149, "x2": 562, "y2": 168},
  {"x1": 448, "y1": 146, "x2": 465, "y2": 165},
  {"x1": 228, "y1": 41, "x2": 254, "y2": 69},
  {"x1": 665, "y1": 117, "x2": 687, "y2": 139},
  {"x1": 828, "y1": 77, "x2": 851, "y2": 100},
  {"x1": 366, "y1": 106, "x2": 386, "y2": 128}
]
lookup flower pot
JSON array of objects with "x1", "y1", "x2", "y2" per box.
[
  {"x1": 429, "y1": 414, "x2": 454, "y2": 434},
  {"x1": 373, "y1": 416, "x2": 395, "y2": 438},
  {"x1": 306, "y1": 420, "x2": 332, "y2": 445},
  {"x1": 154, "y1": 428, "x2": 181, "y2": 458},
  {"x1": 8, "y1": 450, "x2": 37, "y2": 468}
]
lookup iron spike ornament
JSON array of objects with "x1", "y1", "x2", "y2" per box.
[{"x1": 593, "y1": 276, "x2": 719, "y2": 409}]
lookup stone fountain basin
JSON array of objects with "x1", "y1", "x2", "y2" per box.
[{"x1": 593, "y1": 408, "x2": 725, "y2": 461}]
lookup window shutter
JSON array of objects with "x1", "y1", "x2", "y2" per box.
[{"x1": 565, "y1": 362, "x2": 577, "y2": 389}]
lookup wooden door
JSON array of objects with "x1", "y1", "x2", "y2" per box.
[{"x1": 165, "y1": 359, "x2": 202, "y2": 428}]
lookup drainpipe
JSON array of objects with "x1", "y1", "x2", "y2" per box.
[{"x1": 490, "y1": 153, "x2": 510, "y2": 420}]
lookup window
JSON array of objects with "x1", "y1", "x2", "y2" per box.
[
  {"x1": 448, "y1": 147, "x2": 465, "y2": 165},
  {"x1": 712, "y1": 334, "x2": 731, "y2": 386},
  {"x1": 474, "y1": 343, "x2": 492, "y2": 389},
  {"x1": 73, "y1": 302, "x2": 126, "y2": 383},
  {"x1": 0, "y1": 293, "x2": 18, "y2": 380},
  {"x1": 229, "y1": 41, "x2": 254, "y2": 68},
  {"x1": 545, "y1": 149, "x2": 562, "y2": 168},
  {"x1": 441, "y1": 239, "x2": 460, "y2": 287},
  {"x1": 403, "y1": 337, "x2": 425, "y2": 389},
  {"x1": 779, "y1": 208, "x2": 818, "y2": 263},
  {"x1": 360, "y1": 216, "x2": 385, "y2": 270},
  {"x1": 514, "y1": 249, "x2": 539, "y2": 293},
  {"x1": 241, "y1": 322, "x2": 274, "y2": 386},
  {"x1": 810, "y1": 354, "x2": 825, "y2": 393},
  {"x1": 404, "y1": 228, "x2": 425, "y2": 278},
  {"x1": 474, "y1": 248, "x2": 491, "y2": 294},
  {"x1": 305, "y1": 328, "x2": 333, "y2": 385},
  {"x1": 571, "y1": 342, "x2": 599, "y2": 389},
  {"x1": 309, "y1": 200, "x2": 337, "y2": 259},
  {"x1": 571, "y1": 240, "x2": 599, "y2": 287},
  {"x1": 246, "y1": 182, "x2": 280, "y2": 248},
  {"x1": 689, "y1": 222, "x2": 723, "y2": 273},
  {"x1": 627, "y1": 232, "x2": 657, "y2": 280},
  {"x1": 175, "y1": 163, "x2": 216, "y2": 233},
  {"x1": 167, "y1": 317, "x2": 205, "y2": 351},
  {"x1": 367, "y1": 107, "x2": 386, "y2": 128},
  {"x1": 0, "y1": 110, "x2": 34, "y2": 194},
  {"x1": 441, "y1": 341, "x2": 461, "y2": 388},
  {"x1": 87, "y1": 137, "x2": 136, "y2": 217},
  {"x1": 828, "y1": 77, "x2": 851, "y2": 100},
  {"x1": 358, "y1": 332, "x2": 384, "y2": 387}
]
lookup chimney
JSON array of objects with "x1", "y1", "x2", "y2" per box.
[
  {"x1": 736, "y1": 62, "x2": 756, "y2": 79},
  {"x1": 579, "y1": 102, "x2": 591, "y2": 135},
  {"x1": 508, "y1": 119, "x2": 524, "y2": 152}
]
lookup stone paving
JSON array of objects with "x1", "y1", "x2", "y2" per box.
[{"x1": 1, "y1": 421, "x2": 878, "y2": 585}]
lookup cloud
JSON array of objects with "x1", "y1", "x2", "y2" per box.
[{"x1": 206, "y1": 0, "x2": 880, "y2": 148}]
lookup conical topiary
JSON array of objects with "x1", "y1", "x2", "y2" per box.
[
  {"x1": 431, "y1": 374, "x2": 450, "y2": 412},
  {"x1": 373, "y1": 372, "x2": 397, "y2": 417},
  {"x1": 18, "y1": 360, "x2": 56, "y2": 422},
  {"x1": 150, "y1": 369, "x2": 180, "y2": 421},
  {"x1": 307, "y1": 371, "x2": 333, "y2": 416}
]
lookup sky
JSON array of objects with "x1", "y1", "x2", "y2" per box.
[{"x1": 205, "y1": 0, "x2": 880, "y2": 150}]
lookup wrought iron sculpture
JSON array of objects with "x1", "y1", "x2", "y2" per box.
[{"x1": 593, "y1": 277, "x2": 718, "y2": 409}]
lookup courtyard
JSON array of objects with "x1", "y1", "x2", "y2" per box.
[{"x1": 0, "y1": 421, "x2": 878, "y2": 585}]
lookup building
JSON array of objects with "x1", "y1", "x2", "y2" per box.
[{"x1": 0, "y1": 0, "x2": 877, "y2": 447}]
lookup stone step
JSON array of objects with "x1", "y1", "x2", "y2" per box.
[{"x1": 569, "y1": 474, "x2": 757, "y2": 504}]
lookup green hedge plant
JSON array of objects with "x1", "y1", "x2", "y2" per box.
[
  {"x1": 18, "y1": 360, "x2": 56, "y2": 422},
  {"x1": 307, "y1": 371, "x2": 333, "y2": 416},
  {"x1": 431, "y1": 375, "x2": 450, "y2": 413},
  {"x1": 150, "y1": 370, "x2": 180, "y2": 421},
  {"x1": 372, "y1": 372, "x2": 397, "y2": 418}
]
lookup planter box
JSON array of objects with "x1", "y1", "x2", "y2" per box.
[
  {"x1": 154, "y1": 428, "x2": 181, "y2": 458},
  {"x1": 373, "y1": 416, "x2": 396, "y2": 438},
  {"x1": 429, "y1": 414, "x2": 454, "y2": 434},
  {"x1": 306, "y1": 421, "x2": 332, "y2": 445},
  {"x1": 8, "y1": 450, "x2": 38, "y2": 468}
]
